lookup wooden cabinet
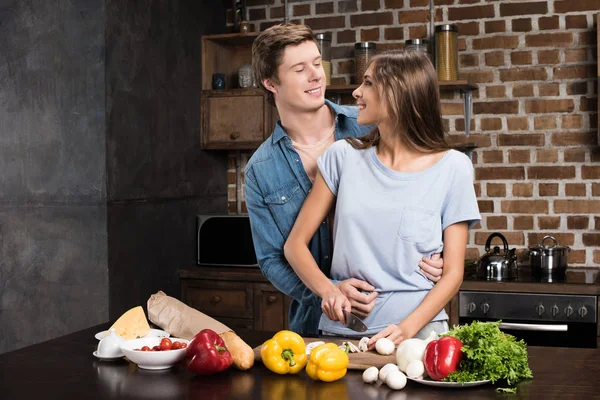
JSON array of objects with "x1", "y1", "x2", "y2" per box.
[
  {"x1": 201, "y1": 33, "x2": 276, "y2": 150},
  {"x1": 180, "y1": 267, "x2": 291, "y2": 332}
]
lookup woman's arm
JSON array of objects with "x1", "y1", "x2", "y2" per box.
[
  {"x1": 367, "y1": 222, "x2": 468, "y2": 347},
  {"x1": 284, "y1": 171, "x2": 349, "y2": 323}
]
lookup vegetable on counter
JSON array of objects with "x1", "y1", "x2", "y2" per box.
[
  {"x1": 423, "y1": 336, "x2": 463, "y2": 381},
  {"x1": 305, "y1": 343, "x2": 349, "y2": 382},
  {"x1": 186, "y1": 329, "x2": 233, "y2": 375},
  {"x1": 261, "y1": 330, "x2": 307, "y2": 375},
  {"x1": 396, "y1": 331, "x2": 438, "y2": 373},
  {"x1": 442, "y1": 321, "x2": 533, "y2": 388}
]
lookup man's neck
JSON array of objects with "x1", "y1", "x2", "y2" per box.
[{"x1": 277, "y1": 102, "x2": 334, "y2": 146}]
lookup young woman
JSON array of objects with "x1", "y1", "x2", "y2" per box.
[{"x1": 283, "y1": 50, "x2": 480, "y2": 348}]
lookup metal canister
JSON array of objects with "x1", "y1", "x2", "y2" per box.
[
  {"x1": 435, "y1": 24, "x2": 458, "y2": 81},
  {"x1": 354, "y1": 42, "x2": 377, "y2": 83},
  {"x1": 316, "y1": 33, "x2": 332, "y2": 85},
  {"x1": 528, "y1": 236, "x2": 570, "y2": 275}
]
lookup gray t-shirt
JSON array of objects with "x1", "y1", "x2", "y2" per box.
[{"x1": 317, "y1": 140, "x2": 481, "y2": 336}]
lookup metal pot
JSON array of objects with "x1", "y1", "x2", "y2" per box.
[
  {"x1": 476, "y1": 232, "x2": 518, "y2": 281},
  {"x1": 528, "y1": 235, "x2": 570, "y2": 275}
]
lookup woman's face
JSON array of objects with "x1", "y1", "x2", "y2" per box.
[{"x1": 352, "y1": 65, "x2": 387, "y2": 126}]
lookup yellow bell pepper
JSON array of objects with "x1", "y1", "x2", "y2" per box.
[
  {"x1": 305, "y1": 343, "x2": 349, "y2": 382},
  {"x1": 260, "y1": 330, "x2": 307, "y2": 374}
]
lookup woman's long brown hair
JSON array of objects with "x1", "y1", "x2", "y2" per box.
[{"x1": 346, "y1": 50, "x2": 449, "y2": 152}]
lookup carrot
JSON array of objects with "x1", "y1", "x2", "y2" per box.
[{"x1": 220, "y1": 330, "x2": 255, "y2": 370}]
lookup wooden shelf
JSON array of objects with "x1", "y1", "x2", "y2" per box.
[
  {"x1": 326, "y1": 80, "x2": 477, "y2": 94},
  {"x1": 201, "y1": 32, "x2": 259, "y2": 45}
]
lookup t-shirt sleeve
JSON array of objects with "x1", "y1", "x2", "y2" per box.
[
  {"x1": 317, "y1": 140, "x2": 349, "y2": 196},
  {"x1": 441, "y1": 156, "x2": 481, "y2": 231}
]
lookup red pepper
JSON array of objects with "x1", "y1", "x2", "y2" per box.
[
  {"x1": 423, "y1": 336, "x2": 463, "y2": 381},
  {"x1": 186, "y1": 329, "x2": 233, "y2": 375}
]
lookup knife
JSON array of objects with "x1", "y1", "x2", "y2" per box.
[{"x1": 343, "y1": 309, "x2": 368, "y2": 332}]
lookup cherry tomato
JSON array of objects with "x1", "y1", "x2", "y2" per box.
[
  {"x1": 171, "y1": 341, "x2": 186, "y2": 350},
  {"x1": 141, "y1": 346, "x2": 151, "y2": 351},
  {"x1": 159, "y1": 337, "x2": 173, "y2": 351},
  {"x1": 152, "y1": 345, "x2": 161, "y2": 351}
]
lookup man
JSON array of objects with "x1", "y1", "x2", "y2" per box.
[{"x1": 244, "y1": 23, "x2": 443, "y2": 335}]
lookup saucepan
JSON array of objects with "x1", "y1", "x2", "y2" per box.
[{"x1": 528, "y1": 235, "x2": 570, "y2": 275}]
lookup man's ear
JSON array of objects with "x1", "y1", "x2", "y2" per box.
[{"x1": 262, "y1": 79, "x2": 277, "y2": 95}]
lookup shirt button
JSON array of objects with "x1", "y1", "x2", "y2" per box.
[
  {"x1": 281, "y1": 196, "x2": 286, "y2": 201},
  {"x1": 295, "y1": 159, "x2": 300, "y2": 162},
  {"x1": 324, "y1": 255, "x2": 329, "y2": 259}
]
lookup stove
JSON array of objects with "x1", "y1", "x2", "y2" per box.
[{"x1": 459, "y1": 266, "x2": 599, "y2": 348}]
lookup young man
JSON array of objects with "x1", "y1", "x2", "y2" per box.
[{"x1": 244, "y1": 23, "x2": 443, "y2": 335}]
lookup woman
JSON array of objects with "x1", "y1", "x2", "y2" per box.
[{"x1": 283, "y1": 50, "x2": 480, "y2": 348}]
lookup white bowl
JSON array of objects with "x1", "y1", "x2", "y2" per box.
[{"x1": 120, "y1": 337, "x2": 189, "y2": 370}]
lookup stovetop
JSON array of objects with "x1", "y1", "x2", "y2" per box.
[{"x1": 463, "y1": 265, "x2": 600, "y2": 285}]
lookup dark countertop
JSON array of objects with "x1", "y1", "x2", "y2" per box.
[{"x1": 1, "y1": 322, "x2": 600, "y2": 400}]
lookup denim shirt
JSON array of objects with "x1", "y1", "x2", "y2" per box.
[{"x1": 244, "y1": 100, "x2": 372, "y2": 335}]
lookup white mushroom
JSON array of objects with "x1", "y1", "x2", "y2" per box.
[
  {"x1": 358, "y1": 337, "x2": 370, "y2": 352},
  {"x1": 305, "y1": 341, "x2": 326, "y2": 355},
  {"x1": 405, "y1": 359, "x2": 425, "y2": 379},
  {"x1": 362, "y1": 366, "x2": 379, "y2": 383},
  {"x1": 375, "y1": 337, "x2": 395, "y2": 355},
  {"x1": 385, "y1": 369, "x2": 408, "y2": 390},
  {"x1": 379, "y1": 363, "x2": 399, "y2": 382}
]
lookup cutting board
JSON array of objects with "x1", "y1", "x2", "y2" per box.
[{"x1": 253, "y1": 337, "x2": 396, "y2": 371}]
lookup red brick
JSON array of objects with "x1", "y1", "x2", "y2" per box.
[
  {"x1": 564, "y1": 148, "x2": 586, "y2": 162},
  {"x1": 511, "y1": 51, "x2": 532, "y2": 66},
  {"x1": 525, "y1": 99, "x2": 574, "y2": 114},
  {"x1": 594, "y1": 250, "x2": 600, "y2": 264},
  {"x1": 480, "y1": 118, "x2": 502, "y2": 131},
  {"x1": 565, "y1": 49, "x2": 589, "y2": 63},
  {"x1": 337, "y1": 60, "x2": 354, "y2": 74},
  {"x1": 478, "y1": 200, "x2": 494, "y2": 213},
  {"x1": 562, "y1": 115, "x2": 583, "y2": 129},
  {"x1": 577, "y1": 31, "x2": 596, "y2": 46},
  {"x1": 507, "y1": 117, "x2": 529, "y2": 131},
  {"x1": 339, "y1": 0, "x2": 358, "y2": 12},
  {"x1": 566, "y1": 183, "x2": 587, "y2": 197},
  {"x1": 485, "y1": 52, "x2": 505, "y2": 67},
  {"x1": 566, "y1": 15, "x2": 588, "y2": 29},
  {"x1": 536, "y1": 149, "x2": 558, "y2": 163},
  {"x1": 350, "y1": 12, "x2": 393, "y2": 27},
  {"x1": 538, "y1": 216, "x2": 561, "y2": 230},
  {"x1": 555, "y1": 0, "x2": 600, "y2": 13},
  {"x1": 567, "y1": 216, "x2": 589, "y2": 229},
  {"x1": 551, "y1": 131, "x2": 597, "y2": 146},
  {"x1": 567, "y1": 82, "x2": 588, "y2": 96},
  {"x1": 448, "y1": 5, "x2": 494, "y2": 21},
  {"x1": 512, "y1": 18, "x2": 532, "y2": 32},
  {"x1": 474, "y1": 183, "x2": 481, "y2": 197},
  {"x1": 457, "y1": 22, "x2": 479, "y2": 36},
  {"x1": 596, "y1": 216, "x2": 600, "y2": 230},
  {"x1": 581, "y1": 97, "x2": 598, "y2": 112},
  {"x1": 500, "y1": 2, "x2": 548, "y2": 16},
  {"x1": 527, "y1": 166, "x2": 575, "y2": 180},
  {"x1": 361, "y1": 28, "x2": 380, "y2": 41},
  {"x1": 594, "y1": 183, "x2": 600, "y2": 196},
  {"x1": 399, "y1": 10, "x2": 429, "y2": 24},
  {"x1": 538, "y1": 50, "x2": 561, "y2": 64},
  {"x1": 539, "y1": 183, "x2": 559, "y2": 197},
  {"x1": 474, "y1": 101, "x2": 519, "y2": 115},
  {"x1": 385, "y1": 0, "x2": 404, "y2": 7},
  {"x1": 337, "y1": 30, "x2": 357, "y2": 44},
  {"x1": 583, "y1": 234, "x2": 600, "y2": 247},
  {"x1": 526, "y1": 33, "x2": 573, "y2": 47},
  {"x1": 514, "y1": 216, "x2": 534, "y2": 230},
  {"x1": 441, "y1": 102, "x2": 465, "y2": 116},
  {"x1": 582, "y1": 166, "x2": 600, "y2": 180},
  {"x1": 513, "y1": 183, "x2": 533, "y2": 197},
  {"x1": 482, "y1": 150, "x2": 504, "y2": 164},
  {"x1": 460, "y1": 53, "x2": 479, "y2": 67},
  {"x1": 498, "y1": 133, "x2": 545, "y2": 146},
  {"x1": 361, "y1": 0, "x2": 380, "y2": 11},
  {"x1": 539, "y1": 83, "x2": 560, "y2": 97},
  {"x1": 384, "y1": 27, "x2": 403, "y2": 41},
  {"x1": 305, "y1": 16, "x2": 346, "y2": 30},
  {"x1": 486, "y1": 86, "x2": 506, "y2": 98},
  {"x1": 568, "y1": 250, "x2": 586, "y2": 264},
  {"x1": 476, "y1": 167, "x2": 525, "y2": 180},
  {"x1": 455, "y1": 118, "x2": 476, "y2": 132},
  {"x1": 513, "y1": 84, "x2": 534, "y2": 97},
  {"x1": 487, "y1": 183, "x2": 506, "y2": 197},
  {"x1": 249, "y1": 8, "x2": 266, "y2": 20},
  {"x1": 534, "y1": 116, "x2": 557, "y2": 130},
  {"x1": 539, "y1": 16, "x2": 560, "y2": 30},
  {"x1": 293, "y1": 4, "x2": 311, "y2": 16},
  {"x1": 500, "y1": 68, "x2": 548, "y2": 82},
  {"x1": 554, "y1": 65, "x2": 596, "y2": 80},
  {"x1": 408, "y1": 25, "x2": 428, "y2": 39},
  {"x1": 485, "y1": 20, "x2": 506, "y2": 34},
  {"x1": 447, "y1": 134, "x2": 492, "y2": 148},
  {"x1": 475, "y1": 232, "x2": 524, "y2": 246},
  {"x1": 473, "y1": 36, "x2": 519, "y2": 50},
  {"x1": 508, "y1": 150, "x2": 530, "y2": 163},
  {"x1": 554, "y1": 200, "x2": 600, "y2": 213},
  {"x1": 528, "y1": 233, "x2": 574, "y2": 246},
  {"x1": 487, "y1": 216, "x2": 507, "y2": 230}
]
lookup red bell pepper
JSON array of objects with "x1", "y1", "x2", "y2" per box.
[
  {"x1": 186, "y1": 329, "x2": 233, "y2": 375},
  {"x1": 423, "y1": 336, "x2": 463, "y2": 381}
]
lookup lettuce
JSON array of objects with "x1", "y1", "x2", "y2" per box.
[{"x1": 442, "y1": 321, "x2": 533, "y2": 390}]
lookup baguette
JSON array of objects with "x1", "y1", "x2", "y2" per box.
[{"x1": 220, "y1": 330, "x2": 255, "y2": 370}]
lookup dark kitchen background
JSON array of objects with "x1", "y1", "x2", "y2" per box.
[{"x1": 1, "y1": 0, "x2": 599, "y2": 354}]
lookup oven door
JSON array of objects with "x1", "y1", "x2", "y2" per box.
[{"x1": 458, "y1": 317, "x2": 597, "y2": 348}]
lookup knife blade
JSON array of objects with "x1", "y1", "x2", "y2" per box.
[{"x1": 343, "y1": 309, "x2": 368, "y2": 332}]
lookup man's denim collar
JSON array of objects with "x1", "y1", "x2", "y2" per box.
[{"x1": 271, "y1": 100, "x2": 352, "y2": 144}]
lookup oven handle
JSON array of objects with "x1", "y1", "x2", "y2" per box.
[{"x1": 499, "y1": 322, "x2": 568, "y2": 332}]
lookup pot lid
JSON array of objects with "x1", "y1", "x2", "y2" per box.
[{"x1": 528, "y1": 235, "x2": 570, "y2": 253}]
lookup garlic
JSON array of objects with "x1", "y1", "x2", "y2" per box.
[
  {"x1": 386, "y1": 370, "x2": 407, "y2": 390},
  {"x1": 358, "y1": 337, "x2": 369, "y2": 352},
  {"x1": 379, "y1": 363, "x2": 399, "y2": 382},
  {"x1": 305, "y1": 341, "x2": 326, "y2": 355},
  {"x1": 405, "y1": 359, "x2": 425, "y2": 379},
  {"x1": 362, "y1": 366, "x2": 379, "y2": 383},
  {"x1": 375, "y1": 337, "x2": 395, "y2": 355}
]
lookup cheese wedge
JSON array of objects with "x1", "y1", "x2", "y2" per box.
[{"x1": 109, "y1": 306, "x2": 151, "y2": 340}]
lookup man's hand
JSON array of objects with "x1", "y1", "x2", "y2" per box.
[
  {"x1": 337, "y1": 278, "x2": 378, "y2": 319},
  {"x1": 420, "y1": 253, "x2": 443, "y2": 282}
]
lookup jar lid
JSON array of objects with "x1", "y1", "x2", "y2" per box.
[
  {"x1": 315, "y1": 33, "x2": 331, "y2": 41},
  {"x1": 435, "y1": 24, "x2": 458, "y2": 32},
  {"x1": 355, "y1": 42, "x2": 377, "y2": 49},
  {"x1": 405, "y1": 39, "x2": 429, "y2": 45}
]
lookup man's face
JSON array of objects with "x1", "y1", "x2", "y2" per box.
[{"x1": 268, "y1": 40, "x2": 325, "y2": 111}]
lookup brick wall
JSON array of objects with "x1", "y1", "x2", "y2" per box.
[{"x1": 226, "y1": 0, "x2": 600, "y2": 267}]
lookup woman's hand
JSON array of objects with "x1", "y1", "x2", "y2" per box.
[
  {"x1": 321, "y1": 288, "x2": 351, "y2": 324},
  {"x1": 366, "y1": 323, "x2": 411, "y2": 350},
  {"x1": 336, "y1": 278, "x2": 378, "y2": 319}
]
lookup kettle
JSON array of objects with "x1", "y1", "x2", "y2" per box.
[{"x1": 476, "y1": 232, "x2": 518, "y2": 281}]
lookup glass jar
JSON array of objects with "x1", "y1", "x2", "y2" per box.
[
  {"x1": 435, "y1": 24, "x2": 458, "y2": 81},
  {"x1": 405, "y1": 39, "x2": 430, "y2": 56},
  {"x1": 316, "y1": 33, "x2": 332, "y2": 85},
  {"x1": 354, "y1": 42, "x2": 377, "y2": 83}
]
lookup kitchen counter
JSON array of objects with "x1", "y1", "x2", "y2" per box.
[{"x1": 1, "y1": 322, "x2": 600, "y2": 399}]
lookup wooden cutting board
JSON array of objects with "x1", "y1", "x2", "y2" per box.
[{"x1": 253, "y1": 337, "x2": 396, "y2": 371}]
